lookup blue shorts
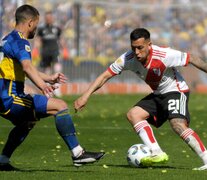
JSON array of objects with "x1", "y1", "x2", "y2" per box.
[{"x1": 0, "y1": 94, "x2": 49, "y2": 125}]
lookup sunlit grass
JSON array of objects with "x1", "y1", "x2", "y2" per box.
[{"x1": 0, "y1": 94, "x2": 207, "y2": 180}]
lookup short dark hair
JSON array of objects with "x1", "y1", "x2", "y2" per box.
[
  {"x1": 15, "y1": 4, "x2": 39, "y2": 24},
  {"x1": 130, "y1": 28, "x2": 150, "y2": 41}
]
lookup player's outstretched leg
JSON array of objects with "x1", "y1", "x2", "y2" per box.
[
  {"x1": 55, "y1": 109, "x2": 105, "y2": 166},
  {"x1": 180, "y1": 128, "x2": 207, "y2": 170},
  {"x1": 133, "y1": 120, "x2": 169, "y2": 165},
  {"x1": 0, "y1": 121, "x2": 35, "y2": 171}
]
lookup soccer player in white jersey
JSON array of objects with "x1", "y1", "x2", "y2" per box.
[{"x1": 74, "y1": 28, "x2": 207, "y2": 170}]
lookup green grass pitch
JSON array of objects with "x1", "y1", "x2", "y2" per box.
[{"x1": 0, "y1": 94, "x2": 207, "y2": 180}]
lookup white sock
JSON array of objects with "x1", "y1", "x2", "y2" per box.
[
  {"x1": 71, "y1": 145, "x2": 83, "y2": 157},
  {"x1": 0, "y1": 155, "x2": 10, "y2": 164},
  {"x1": 181, "y1": 128, "x2": 207, "y2": 164},
  {"x1": 134, "y1": 120, "x2": 163, "y2": 155}
]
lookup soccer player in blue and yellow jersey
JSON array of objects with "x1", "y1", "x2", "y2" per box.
[{"x1": 0, "y1": 4, "x2": 104, "y2": 171}]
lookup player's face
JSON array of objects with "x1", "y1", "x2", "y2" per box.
[
  {"x1": 28, "y1": 17, "x2": 39, "y2": 39},
  {"x1": 131, "y1": 38, "x2": 151, "y2": 65},
  {"x1": 45, "y1": 14, "x2": 54, "y2": 25}
]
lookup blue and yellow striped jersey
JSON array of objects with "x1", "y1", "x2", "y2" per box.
[
  {"x1": 0, "y1": 30, "x2": 32, "y2": 110},
  {"x1": 0, "y1": 30, "x2": 31, "y2": 81}
]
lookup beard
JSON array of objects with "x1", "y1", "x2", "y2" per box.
[{"x1": 28, "y1": 28, "x2": 36, "y2": 39}]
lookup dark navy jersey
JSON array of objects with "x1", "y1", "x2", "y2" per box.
[{"x1": 37, "y1": 24, "x2": 61, "y2": 54}]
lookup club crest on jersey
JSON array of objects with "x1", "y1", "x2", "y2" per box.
[
  {"x1": 153, "y1": 68, "x2": 161, "y2": 76},
  {"x1": 25, "y1": 45, "x2": 31, "y2": 52}
]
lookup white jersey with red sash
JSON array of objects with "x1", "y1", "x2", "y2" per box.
[{"x1": 108, "y1": 45, "x2": 190, "y2": 94}]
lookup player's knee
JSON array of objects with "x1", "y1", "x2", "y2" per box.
[
  {"x1": 56, "y1": 99, "x2": 68, "y2": 111},
  {"x1": 127, "y1": 107, "x2": 149, "y2": 125},
  {"x1": 126, "y1": 110, "x2": 132, "y2": 121},
  {"x1": 48, "y1": 98, "x2": 69, "y2": 114},
  {"x1": 127, "y1": 108, "x2": 138, "y2": 123}
]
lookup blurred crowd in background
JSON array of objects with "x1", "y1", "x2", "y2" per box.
[{"x1": 2, "y1": 0, "x2": 207, "y2": 85}]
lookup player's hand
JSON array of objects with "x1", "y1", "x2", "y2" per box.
[
  {"x1": 51, "y1": 73, "x2": 67, "y2": 84},
  {"x1": 74, "y1": 96, "x2": 88, "y2": 112},
  {"x1": 42, "y1": 85, "x2": 57, "y2": 98}
]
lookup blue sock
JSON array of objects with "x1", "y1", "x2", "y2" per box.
[{"x1": 55, "y1": 109, "x2": 79, "y2": 150}]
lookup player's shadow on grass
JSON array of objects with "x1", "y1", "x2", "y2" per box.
[
  {"x1": 61, "y1": 164, "x2": 96, "y2": 172},
  {"x1": 12, "y1": 168, "x2": 68, "y2": 172},
  {"x1": 8, "y1": 164, "x2": 94, "y2": 172},
  {"x1": 106, "y1": 164, "x2": 187, "y2": 170}
]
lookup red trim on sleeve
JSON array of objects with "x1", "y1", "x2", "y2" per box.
[
  {"x1": 185, "y1": 53, "x2": 190, "y2": 66},
  {"x1": 107, "y1": 67, "x2": 117, "y2": 76}
]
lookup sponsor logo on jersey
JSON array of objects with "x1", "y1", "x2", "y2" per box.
[
  {"x1": 25, "y1": 45, "x2": 31, "y2": 52},
  {"x1": 153, "y1": 68, "x2": 161, "y2": 76},
  {"x1": 115, "y1": 58, "x2": 122, "y2": 65},
  {"x1": 172, "y1": 109, "x2": 178, "y2": 114}
]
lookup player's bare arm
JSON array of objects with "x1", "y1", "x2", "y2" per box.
[
  {"x1": 39, "y1": 72, "x2": 67, "y2": 84},
  {"x1": 22, "y1": 60, "x2": 54, "y2": 97},
  {"x1": 74, "y1": 70, "x2": 113, "y2": 111},
  {"x1": 189, "y1": 54, "x2": 207, "y2": 73}
]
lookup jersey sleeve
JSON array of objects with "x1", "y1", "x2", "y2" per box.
[
  {"x1": 107, "y1": 53, "x2": 126, "y2": 75},
  {"x1": 164, "y1": 48, "x2": 189, "y2": 67},
  {"x1": 13, "y1": 39, "x2": 32, "y2": 62}
]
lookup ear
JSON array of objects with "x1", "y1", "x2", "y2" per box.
[
  {"x1": 148, "y1": 41, "x2": 152, "y2": 46},
  {"x1": 28, "y1": 19, "x2": 33, "y2": 28}
]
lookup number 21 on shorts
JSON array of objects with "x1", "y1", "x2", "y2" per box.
[{"x1": 168, "y1": 99, "x2": 179, "y2": 114}]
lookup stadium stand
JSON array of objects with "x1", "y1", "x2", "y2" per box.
[{"x1": 1, "y1": 0, "x2": 207, "y2": 94}]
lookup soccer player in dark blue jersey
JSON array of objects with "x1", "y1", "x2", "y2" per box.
[{"x1": 0, "y1": 4, "x2": 104, "y2": 171}]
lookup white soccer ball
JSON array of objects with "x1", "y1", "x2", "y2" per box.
[
  {"x1": 127, "y1": 144, "x2": 152, "y2": 167},
  {"x1": 104, "y1": 20, "x2": 112, "y2": 28}
]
